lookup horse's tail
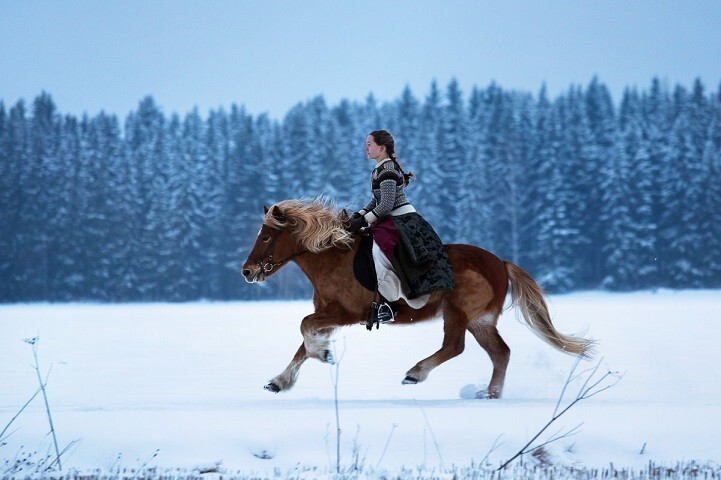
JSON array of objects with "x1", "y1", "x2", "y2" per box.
[{"x1": 505, "y1": 261, "x2": 594, "y2": 358}]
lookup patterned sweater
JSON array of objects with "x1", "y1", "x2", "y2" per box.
[{"x1": 359, "y1": 159, "x2": 413, "y2": 224}]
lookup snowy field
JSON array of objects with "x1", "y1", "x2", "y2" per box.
[{"x1": 1, "y1": 290, "x2": 720, "y2": 478}]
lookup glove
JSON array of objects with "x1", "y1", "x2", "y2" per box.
[
  {"x1": 347, "y1": 215, "x2": 368, "y2": 233},
  {"x1": 350, "y1": 211, "x2": 363, "y2": 220}
]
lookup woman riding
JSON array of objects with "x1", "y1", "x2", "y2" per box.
[{"x1": 347, "y1": 130, "x2": 455, "y2": 327}]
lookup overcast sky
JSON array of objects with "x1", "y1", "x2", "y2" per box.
[{"x1": 2, "y1": 0, "x2": 721, "y2": 120}]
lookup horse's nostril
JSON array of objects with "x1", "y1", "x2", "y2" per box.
[{"x1": 242, "y1": 269, "x2": 252, "y2": 278}]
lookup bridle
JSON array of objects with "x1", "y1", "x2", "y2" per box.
[{"x1": 254, "y1": 224, "x2": 308, "y2": 276}]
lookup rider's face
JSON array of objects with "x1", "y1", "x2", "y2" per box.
[{"x1": 365, "y1": 136, "x2": 386, "y2": 161}]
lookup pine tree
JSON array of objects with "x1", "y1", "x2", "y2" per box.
[
  {"x1": 418, "y1": 81, "x2": 446, "y2": 232},
  {"x1": 224, "y1": 105, "x2": 266, "y2": 298},
  {"x1": 481, "y1": 84, "x2": 515, "y2": 260},
  {"x1": 603, "y1": 89, "x2": 656, "y2": 289},
  {"x1": 660, "y1": 86, "x2": 707, "y2": 286},
  {"x1": 642, "y1": 78, "x2": 673, "y2": 285},
  {"x1": 702, "y1": 136, "x2": 721, "y2": 286},
  {"x1": 689, "y1": 79, "x2": 711, "y2": 161},
  {"x1": 183, "y1": 108, "x2": 220, "y2": 299},
  {"x1": 393, "y1": 86, "x2": 422, "y2": 215},
  {"x1": 705, "y1": 86, "x2": 721, "y2": 285},
  {"x1": 197, "y1": 108, "x2": 228, "y2": 298},
  {"x1": 441, "y1": 79, "x2": 468, "y2": 242},
  {"x1": 522, "y1": 85, "x2": 554, "y2": 275},
  {"x1": 0, "y1": 102, "x2": 15, "y2": 300},
  {"x1": 124, "y1": 96, "x2": 167, "y2": 299},
  {"x1": 535, "y1": 96, "x2": 579, "y2": 291},
  {"x1": 507, "y1": 92, "x2": 535, "y2": 265},
  {"x1": 3, "y1": 101, "x2": 32, "y2": 299},
  {"x1": 330, "y1": 99, "x2": 365, "y2": 208},
  {"x1": 27, "y1": 93, "x2": 63, "y2": 299},
  {"x1": 584, "y1": 77, "x2": 618, "y2": 286},
  {"x1": 148, "y1": 111, "x2": 187, "y2": 300},
  {"x1": 307, "y1": 96, "x2": 334, "y2": 198},
  {"x1": 459, "y1": 85, "x2": 492, "y2": 246},
  {"x1": 54, "y1": 115, "x2": 82, "y2": 299},
  {"x1": 91, "y1": 113, "x2": 127, "y2": 300},
  {"x1": 283, "y1": 102, "x2": 316, "y2": 198},
  {"x1": 161, "y1": 113, "x2": 194, "y2": 300}
]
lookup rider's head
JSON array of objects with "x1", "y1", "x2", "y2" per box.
[{"x1": 368, "y1": 130, "x2": 397, "y2": 161}]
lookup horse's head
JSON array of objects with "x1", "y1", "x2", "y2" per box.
[
  {"x1": 241, "y1": 205, "x2": 302, "y2": 283},
  {"x1": 241, "y1": 199, "x2": 356, "y2": 284}
]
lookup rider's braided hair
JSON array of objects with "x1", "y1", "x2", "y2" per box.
[{"x1": 369, "y1": 130, "x2": 416, "y2": 186}]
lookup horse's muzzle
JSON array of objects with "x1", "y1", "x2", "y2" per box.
[{"x1": 241, "y1": 266, "x2": 265, "y2": 283}]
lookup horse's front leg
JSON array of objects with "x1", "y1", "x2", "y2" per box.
[
  {"x1": 265, "y1": 304, "x2": 348, "y2": 393},
  {"x1": 265, "y1": 342, "x2": 309, "y2": 393},
  {"x1": 299, "y1": 313, "x2": 338, "y2": 365}
]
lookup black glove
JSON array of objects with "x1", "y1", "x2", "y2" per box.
[
  {"x1": 350, "y1": 211, "x2": 363, "y2": 220},
  {"x1": 347, "y1": 215, "x2": 368, "y2": 233}
]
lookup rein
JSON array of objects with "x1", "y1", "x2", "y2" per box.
[{"x1": 256, "y1": 224, "x2": 308, "y2": 274}]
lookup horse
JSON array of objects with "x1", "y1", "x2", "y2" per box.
[{"x1": 241, "y1": 198, "x2": 593, "y2": 399}]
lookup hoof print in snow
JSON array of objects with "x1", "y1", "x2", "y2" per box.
[
  {"x1": 459, "y1": 383, "x2": 484, "y2": 399},
  {"x1": 196, "y1": 465, "x2": 222, "y2": 474},
  {"x1": 251, "y1": 449, "x2": 274, "y2": 460},
  {"x1": 264, "y1": 382, "x2": 281, "y2": 393}
]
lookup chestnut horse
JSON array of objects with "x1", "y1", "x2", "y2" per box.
[{"x1": 241, "y1": 199, "x2": 593, "y2": 399}]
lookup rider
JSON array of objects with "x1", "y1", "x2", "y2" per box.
[{"x1": 347, "y1": 130, "x2": 454, "y2": 328}]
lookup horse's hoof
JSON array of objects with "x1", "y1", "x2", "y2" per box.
[
  {"x1": 323, "y1": 349, "x2": 336, "y2": 365},
  {"x1": 475, "y1": 389, "x2": 501, "y2": 399},
  {"x1": 264, "y1": 382, "x2": 281, "y2": 393},
  {"x1": 402, "y1": 375, "x2": 418, "y2": 385}
]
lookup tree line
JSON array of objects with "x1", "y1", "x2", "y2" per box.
[{"x1": 1, "y1": 76, "x2": 720, "y2": 302}]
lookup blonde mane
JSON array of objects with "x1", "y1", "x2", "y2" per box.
[{"x1": 265, "y1": 198, "x2": 354, "y2": 253}]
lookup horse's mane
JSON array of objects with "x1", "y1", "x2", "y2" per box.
[{"x1": 265, "y1": 198, "x2": 354, "y2": 253}]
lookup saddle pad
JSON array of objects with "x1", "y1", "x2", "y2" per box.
[{"x1": 353, "y1": 234, "x2": 377, "y2": 292}]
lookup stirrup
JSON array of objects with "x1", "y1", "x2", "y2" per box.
[
  {"x1": 377, "y1": 302, "x2": 396, "y2": 324},
  {"x1": 366, "y1": 301, "x2": 396, "y2": 331}
]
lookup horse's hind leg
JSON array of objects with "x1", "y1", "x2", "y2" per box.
[
  {"x1": 467, "y1": 312, "x2": 510, "y2": 399},
  {"x1": 403, "y1": 304, "x2": 467, "y2": 384}
]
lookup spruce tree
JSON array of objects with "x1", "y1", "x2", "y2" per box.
[
  {"x1": 523, "y1": 85, "x2": 555, "y2": 276},
  {"x1": 661, "y1": 86, "x2": 706, "y2": 286},
  {"x1": 643, "y1": 78, "x2": 673, "y2": 285},
  {"x1": 418, "y1": 81, "x2": 446, "y2": 233},
  {"x1": 441, "y1": 79, "x2": 468, "y2": 241},
  {"x1": 460, "y1": 85, "x2": 492, "y2": 246},
  {"x1": 0, "y1": 102, "x2": 13, "y2": 300},
  {"x1": 584, "y1": 78, "x2": 618, "y2": 286},
  {"x1": 603, "y1": 89, "x2": 656, "y2": 289},
  {"x1": 535, "y1": 96, "x2": 577, "y2": 291}
]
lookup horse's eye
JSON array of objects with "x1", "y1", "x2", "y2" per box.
[{"x1": 261, "y1": 236, "x2": 270, "y2": 242}]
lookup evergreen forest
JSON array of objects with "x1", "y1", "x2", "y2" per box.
[{"x1": 1, "y1": 77, "x2": 720, "y2": 302}]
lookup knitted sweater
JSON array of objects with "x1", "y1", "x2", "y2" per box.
[{"x1": 359, "y1": 159, "x2": 412, "y2": 224}]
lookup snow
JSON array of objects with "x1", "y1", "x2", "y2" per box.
[{"x1": 1, "y1": 291, "x2": 720, "y2": 474}]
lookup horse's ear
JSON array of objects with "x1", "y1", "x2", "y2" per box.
[
  {"x1": 268, "y1": 205, "x2": 285, "y2": 221},
  {"x1": 340, "y1": 208, "x2": 349, "y2": 221},
  {"x1": 263, "y1": 205, "x2": 269, "y2": 215}
]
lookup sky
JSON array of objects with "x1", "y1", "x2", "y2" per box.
[{"x1": 2, "y1": 0, "x2": 721, "y2": 120}]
